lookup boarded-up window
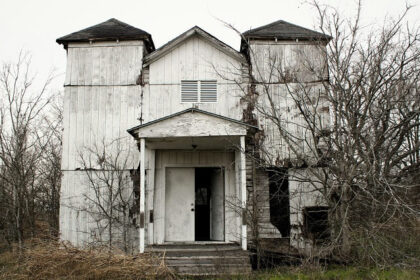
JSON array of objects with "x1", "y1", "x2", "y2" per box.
[
  {"x1": 181, "y1": 80, "x2": 217, "y2": 103},
  {"x1": 303, "y1": 206, "x2": 329, "y2": 243}
]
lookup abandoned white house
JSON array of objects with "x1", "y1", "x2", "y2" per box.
[{"x1": 56, "y1": 18, "x2": 331, "y2": 260}]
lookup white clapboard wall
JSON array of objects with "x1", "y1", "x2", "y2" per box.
[
  {"x1": 60, "y1": 41, "x2": 144, "y2": 247},
  {"x1": 142, "y1": 35, "x2": 245, "y2": 123},
  {"x1": 249, "y1": 41, "x2": 330, "y2": 164}
]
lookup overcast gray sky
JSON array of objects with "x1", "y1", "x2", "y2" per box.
[{"x1": 0, "y1": 0, "x2": 418, "y2": 90}]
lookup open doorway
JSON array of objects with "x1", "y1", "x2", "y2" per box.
[
  {"x1": 195, "y1": 168, "x2": 225, "y2": 241},
  {"x1": 165, "y1": 167, "x2": 225, "y2": 242}
]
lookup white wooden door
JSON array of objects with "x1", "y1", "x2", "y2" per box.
[
  {"x1": 165, "y1": 168, "x2": 195, "y2": 242},
  {"x1": 210, "y1": 168, "x2": 225, "y2": 241}
]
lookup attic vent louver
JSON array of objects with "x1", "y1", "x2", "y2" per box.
[
  {"x1": 181, "y1": 81, "x2": 199, "y2": 102},
  {"x1": 181, "y1": 80, "x2": 217, "y2": 103}
]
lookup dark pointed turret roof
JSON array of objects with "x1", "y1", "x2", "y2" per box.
[
  {"x1": 56, "y1": 18, "x2": 155, "y2": 51},
  {"x1": 243, "y1": 20, "x2": 332, "y2": 41}
]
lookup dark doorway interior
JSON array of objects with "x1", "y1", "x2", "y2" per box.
[
  {"x1": 268, "y1": 168, "x2": 290, "y2": 237},
  {"x1": 195, "y1": 168, "x2": 211, "y2": 241},
  {"x1": 195, "y1": 167, "x2": 225, "y2": 241},
  {"x1": 303, "y1": 206, "x2": 329, "y2": 243}
]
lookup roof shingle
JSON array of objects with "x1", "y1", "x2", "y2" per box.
[
  {"x1": 243, "y1": 20, "x2": 332, "y2": 41},
  {"x1": 56, "y1": 18, "x2": 155, "y2": 51}
]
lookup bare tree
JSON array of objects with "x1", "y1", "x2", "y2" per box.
[
  {"x1": 223, "y1": 0, "x2": 419, "y2": 266},
  {"x1": 36, "y1": 95, "x2": 63, "y2": 237},
  {"x1": 0, "y1": 52, "x2": 59, "y2": 248},
  {"x1": 77, "y1": 139, "x2": 138, "y2": 253}
]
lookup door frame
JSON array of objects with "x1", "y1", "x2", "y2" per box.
[{"x1": 162, "y1": 164, "x2": 227, "y2": 244}]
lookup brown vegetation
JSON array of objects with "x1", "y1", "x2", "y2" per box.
[{"x1": 0, "y1": 239, "x2": 175, "y2": 280}]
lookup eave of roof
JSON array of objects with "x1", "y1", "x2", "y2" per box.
[
  {"x1": 143, "y1": 26, "x2": 246, "y2": 66},
  {"x1": 56, "y1": 18, "x2": 155, "y2": 52},
  {"x1": 127, "y1": 107, "x2": 258, "y2": 136},
  {"x1": 242, "y1": 19, "x2": 332, "y2": 41}
]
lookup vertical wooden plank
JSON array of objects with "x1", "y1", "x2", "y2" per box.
[
  {"x1": 71, "y1": 48, "x2": 78, "y2": 86},
  {"x1": 171, "y1": 46, "x2": 179, "y2": 84},
  {"x1": 64, "y1": 48, "x2": 73, "y2": 85},
  {"x1": 113, "y1": 86, "x2": 122, "y2": 141},
  {"x1": 78, "y1": 48, "x2": 86, "y2": 85},
  {"x1": 106, "y1": 47, "x2": 113, "y2": 85},
  {"x1": 85, "y1": 48, "x2": 93, "y2": 85},
  {"x1": 147, "y1": 149, "x2": 155, "y2": 245},
  {"x1": 164, "y1": 51, "x2": 171, "y2": 84},
  {"x1": 61, "y1": 87, "x2": 71, "y2": 170},
  {"x1": 139, "y1": 138, "x2": 146, "y2": 253},
  {"x1": 83, "y1": 87, "x2": 91, "y2": 152},
  {"x1": 92, "y1": 48, "x2": 100, "y2": 85},
  {"x1": 99, "y1": 47, "x2": 106, "y2": 84},
  {"x1": 240, "y1": 136, "x2": 247, "y2": 250}
]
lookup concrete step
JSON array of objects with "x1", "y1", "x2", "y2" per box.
[
  {"x1": 146, "y1": 243, "x2": 241, "y2": 252},
  {"x1": 147, "y1": 243, "x2": 252, "y2": 275},
  {"x1": 172, "y1": 263, "x2": 252, "y2": 275},
  {"x1": 165, "y1": 256, "x2": 249, "y2": 265}
]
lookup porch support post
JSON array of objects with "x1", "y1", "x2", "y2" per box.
[
  {"x1": 240, "y1": 135, "x2": 247, "y2": 250},
  {"x1": 139, "y1": 138, "x2": 146, "y2": 253}
]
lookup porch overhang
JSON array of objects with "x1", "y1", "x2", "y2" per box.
[
  {"x1": 127, "y1": 108, "x2": 258, "y2": 141},
  {"x1": 128, "y1": 108, "x2": 251, "y2": 253}
]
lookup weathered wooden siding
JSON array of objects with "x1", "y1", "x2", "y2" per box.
[
  {"x1": 143, "y1": 35, "x2": 245, "y2": 123},
  {"x1": 60, "y1": 41, "x2": 144, "y2": 247},
  {"x1": 152, "y1": 150, "x2": 240, "y2": 244},
  {"x1": 61, "y1": 85, "x2": 140, "y2": 170},
  {"x1": 64, "y1": 41, "x2": 144, "y2": 86},
  {"x1": 250, "y1": 41, "x2": 328, "y2": 83},
  {"x1": 62, "y1": 41, "x2": 143, "y2": 170},
  {"x1": 288, "y1": 168, "x2": 326, "y2": 250},
  {"x1": 60, "y1": 171, "x2": 138, "y2": 252},
  {"x1": 249, "y1": 41, "x2": 330, "y2": 164},
  {"x1": 133, "y1": 112, "x2": 247, "y2": 138}
]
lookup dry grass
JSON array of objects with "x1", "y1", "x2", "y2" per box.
[{"x1": 0, "y1": 240, "x2": 175, "y2": 280}]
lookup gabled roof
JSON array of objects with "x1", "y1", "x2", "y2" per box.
[
  {"x1": 127, "y1": 107, "x2": 257, "y2": 137},
  {"x1": 243, "y1": 19, "x2": 332, "y2": 41},
  {"x1": 143, "y1": 26, "x2": 246, "y2": 66},
  {"x1": 56, "y1": 18, "x2": 155, "y2": 51}
]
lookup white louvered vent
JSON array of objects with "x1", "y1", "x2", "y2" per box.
[
  {"x1": 181, "y1": 81, "x2": 198, "y2": 102},
  {"x1": 200, "y1": 80, "x2": 217, "y2": 102},
  {"x1": 181, "y1": 80, "x2": 217, "y2": 103}
]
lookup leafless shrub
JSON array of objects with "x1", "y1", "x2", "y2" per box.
[
  {"x1": 0, "y1": 239, "x2": 175, "y2": 280},
  {"x1": 0, "y1": 51, "x2": 61, "y2": 249},
  {"x1": 75, "y1": 139, "x2": 139, "y2": 254}
]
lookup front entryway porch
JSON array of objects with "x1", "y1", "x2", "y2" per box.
[{"x1": 127, "y1": 108, "x2": 257, "y2": 253}]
